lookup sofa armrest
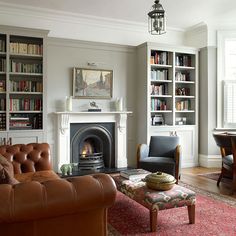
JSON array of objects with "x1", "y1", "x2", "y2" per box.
[{"x1": 0, "y1": 173, "x2": 116, "y2": 223}]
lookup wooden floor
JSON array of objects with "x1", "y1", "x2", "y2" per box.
[{"x1": 181, "y1": 167, "x2": 236, "y2": 199}]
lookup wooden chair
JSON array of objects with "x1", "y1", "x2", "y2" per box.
[
  {"x1": 230, "y1": 135, "x2": 236, "y2": 192},
  {"x1": 213, "y1": 133, "x2": 236, "y2": 192}
]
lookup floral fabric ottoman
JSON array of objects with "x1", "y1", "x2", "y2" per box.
[{"x1": 112, "y1": 175, "x2": 196, "y2": 232}]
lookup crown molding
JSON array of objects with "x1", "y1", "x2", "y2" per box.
[{"x1": 0, "y1": 2, "x2": 184, "y2": 34}]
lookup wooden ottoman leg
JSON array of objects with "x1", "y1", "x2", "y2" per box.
[
  {"x1": 150, "y1": 208, "x2": 158, "y2": 232},
  {"x1": 188, "y1": 205, "x2": 195, "y2": 224}
]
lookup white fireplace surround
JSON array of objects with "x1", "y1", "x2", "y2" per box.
[{"x1": 54, "y1": 111, "x2": 132, "y2": 172}]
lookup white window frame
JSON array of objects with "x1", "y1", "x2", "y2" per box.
[{"x1": 217, "y1": 30, "x2": 236, "y2": 129}]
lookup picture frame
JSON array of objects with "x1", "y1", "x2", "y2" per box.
[{"x1": 72, "y1": 67, "x2": 113, "y2": 99}]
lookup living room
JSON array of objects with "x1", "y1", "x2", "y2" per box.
[{"x1": 0, "y1": 0, "x2": 236, "y2": 235}]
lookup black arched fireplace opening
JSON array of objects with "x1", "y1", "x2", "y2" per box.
[{"x1": 70, "y1": 123, "x2": 115, "y2": 170}]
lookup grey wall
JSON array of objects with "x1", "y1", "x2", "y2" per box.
[
  {"x1": 46, "y1": 38, "x2": 137, "y2": 168},
  {"x1": 199, "y1": 46, "x2": 218, "y2": 156}
]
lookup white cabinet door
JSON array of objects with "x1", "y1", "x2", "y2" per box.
[
  {"x1": 150, "y1": 126, "x2": 198, "y2": 168},
  {"x1": 8, "y1": 131, "x2": 44, "y2": 145}
]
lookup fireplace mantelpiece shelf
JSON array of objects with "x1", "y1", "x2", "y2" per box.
[{"x1": 54, "y1": 111, "x2": 132, "y2": 172}]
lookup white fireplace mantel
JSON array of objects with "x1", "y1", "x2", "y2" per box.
[{"x1": 54, "y1": 111, "x2": 132, "y2": 172}]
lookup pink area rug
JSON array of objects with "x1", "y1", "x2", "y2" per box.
[{"x1": 108, "y1": 189, "x2": 236, "y2": 236}]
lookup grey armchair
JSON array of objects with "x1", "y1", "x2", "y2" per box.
[{"x1": 137, "y1": 136, "x2": 181, "y2": 183}]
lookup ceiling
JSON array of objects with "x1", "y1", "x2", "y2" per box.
[{"x1": 1, "y1": 0, "x2": 236, "y2": 30}]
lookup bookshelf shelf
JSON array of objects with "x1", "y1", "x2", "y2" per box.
[
  {"x1": 175, "y1": 110, "x2": 195, "y2": 113},
  {"x1": 9, "y1": 111, "x2": 42, "y2": 113},
  {"x1": 175, "y1": 81, "x2": 195, "y2": 84},
  {"x1": 175, "y1": 95, "x2": 195, "y2": 98},
  {"x1": 151, "y1": 110, "x2": 172, "y2": 113},
  {"x1": 151, "y1": 64, "x2": 172, "y2": 68},
  {"x1": 9, "y1": 72, "x2": 43, "y2": 76},
  {"x1": 10, "y1": 53, "x2": 43, "y2": 59},
  {"x1": 151, "y1": 79, "x2": 172, "y2": 83},
  {"x1": 175, "y1": 66, "x2": 195, "y2": 70},
  {"x1": 0, "y1": 26, "x2": 47, "y2": 145},
  {"x1": 151, "y1": 95, "x2": 172, "y2": 98},
  {"x1": 9, "y1": 92, "x2": 43, "y2": 95}
]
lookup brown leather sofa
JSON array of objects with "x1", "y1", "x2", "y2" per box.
[{"x1": 0, "y1": 143, "x2": 116, "y2": 236}]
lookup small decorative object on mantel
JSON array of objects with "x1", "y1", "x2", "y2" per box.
[
  {"x1": 88, "y1": 101, "x2": 101, "y2": 112},
  {"x1": 115, "y1": 97, "x2": 123, "y2": 111},
  {"x1": 65, "y1": 96, "x2": 73, "y2": 112},
  {"x1": 143, "y1": 172, "x2": 176, "y2": 190}
]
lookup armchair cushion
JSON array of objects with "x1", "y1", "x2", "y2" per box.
[
  {"x1": 222, "y1": 155, "x2": 233, "y2": 167},
  {"x1": 139, "y1": 157, "x2": 175, "y2": 176},
  {"x1": 0, "y1": 155, "x2": 19, "y2": 185}
]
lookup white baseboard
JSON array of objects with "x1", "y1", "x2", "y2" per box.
[{"x1": 199, "y1": 154, "x2": 222, "y2": 168}]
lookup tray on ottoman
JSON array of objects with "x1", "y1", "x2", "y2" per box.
[{"x1": 112, "y1": 174, "x2": 196, "y2": 232}]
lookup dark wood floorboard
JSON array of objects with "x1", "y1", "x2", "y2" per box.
[{"x1": 182, "y1": 167, "x2": 236, "y2": 199}]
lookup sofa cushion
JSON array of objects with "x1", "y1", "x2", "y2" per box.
[
  {"x1": 15, "y1": 170, "x2": 60, "y2": 183},
  {"x1": 0, "y1": 154, "x2": 19, "y2": 185}
]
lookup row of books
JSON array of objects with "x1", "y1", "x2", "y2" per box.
[
  {"x1": 0, "y1": 80, "x2": 5, "y2": 92},
  {"x1": 150, "y1": 51, "x2": 169, "y2": 65},
  {"x1": 176, "y1": 100, "x2": 191, "y2": 111},
  {"x1": 10, "y1": 120, "x2": 32, "y2": 128},
  {"x1": 9, "y1": 98, "x2": 42, "y2": 111},
  {"x1": 151, "y1": 98, "x2": 167, "y2": 111},
  {"x1": 151, "y1": 69, "x2": 168, "y2": 81},
  {"x1": 0, "y1": 58, "x2": 6, "y2": 72},
  {"x1": 0, "y1": 39, "x2": 5, "y2": 52},
  {"x1": 9, "y1": 113, "x2": 42, "y2": 129},
  {"x1": 150, "y1": 84, "x2": 168, "y2": 96},
  {"x1": 0, "y1": 113, "x2": 6, "y2": 130},
  {"x1": 10, "y1": 42, "x2": 43, "y2": 55},
  {"x1": 10, "y1": 80, "x2": 43, "y2": 92},
  {"x1": 0, "y1": 98, "x2": 6, "y2": 111},
  {"x1": 10, "y1": 60, "x2": 42, "y2": 74},
  {"x1": 175, "y1": 72, "x2": 191, "y2": 81},
  {"x1": 176, "y1": 55, "x2": 192, "y2": 67},
  {"x1": 120, "y1": 169, "x2": 151, "y2": 181}
]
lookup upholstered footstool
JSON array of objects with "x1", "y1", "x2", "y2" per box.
[{"x1": 112, "y1": 175, "x2": 196, "y2": 232}]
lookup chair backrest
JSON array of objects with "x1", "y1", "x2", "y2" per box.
[
  {"x1": 213, "y1": 133, "x2": 232, "y2": 156},
  {"x1": 149, "y1": 136, "x2": 179, "y2": 158}
]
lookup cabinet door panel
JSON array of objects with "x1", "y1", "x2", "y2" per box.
[{"x1": 9, "y1": 132, "x2": 43, "y2": 144}]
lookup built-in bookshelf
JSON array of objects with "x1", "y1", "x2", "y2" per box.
[
  {"x1": 0, "y1": 26, "x2": 48, "y2": 144},
  {"x1": 148, "y1": 49, "x2": 197, "y2": 126},
  {"x1": 137, "y1": 42, "x2": 199, "y2": 167}
]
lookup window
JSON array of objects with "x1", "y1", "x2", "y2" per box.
[{"x1": 217, "y1": 31, "x2": 236, "y2": 129}]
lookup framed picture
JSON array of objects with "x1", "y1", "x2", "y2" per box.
[{"x1": 73, "y1": 67, "x2": 113, "y2": 99}]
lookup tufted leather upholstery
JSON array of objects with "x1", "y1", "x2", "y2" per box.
[
  {"x1": 0, "y1": 143, "x2": 52, "y2": 174},
  {"x1": 0, "y1": 143, "x2": 117, "y2": 236}
]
